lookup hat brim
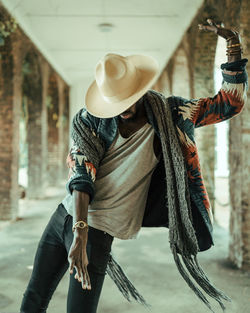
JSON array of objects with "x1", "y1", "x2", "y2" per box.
[{"x1": 85, "y1": 54, "x2": 159, "y2": 118}]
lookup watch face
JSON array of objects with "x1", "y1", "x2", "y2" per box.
[{"x1": 79, "y1": 222, "x2": 85, "y2": 228}]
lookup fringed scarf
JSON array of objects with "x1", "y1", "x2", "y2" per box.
[{"x1": 71, "y1": 90, "x2": 231, "y2": 312}]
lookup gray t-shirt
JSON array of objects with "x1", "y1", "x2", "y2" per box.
[{"x1": 62, "y1": 123, "x2": 159, "y2": 239}]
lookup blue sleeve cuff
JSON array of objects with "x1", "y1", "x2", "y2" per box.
[
  {"x1": 222, "y1": 70, "x2": 248, "y2": 84},
  {"x1": 66, "y1": 176, "x2": 95, "y2": 202},
  {"x1": 221, "y1": 58, "x2": 248, "y2": 71}
]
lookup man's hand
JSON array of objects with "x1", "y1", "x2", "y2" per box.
[
  {"x1": 198, "y1": 19, "x2": 242, "y2": 63},
  {"x1": 68, "y1": 229, "x2": 91, "y2": 290},
  {"x1": 198, "y1": 18, "x2": 240, "y2": 42}
]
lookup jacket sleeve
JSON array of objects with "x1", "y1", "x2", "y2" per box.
[
  {"x1": 65, "y1": 144, "x2": 96, "y2": 202},
  {"x1": 65, "y1": 109, "x2": 99, "y2": 202},
  {"x1": 173, "y1": 59, "x2": 248, "y2": 128}
]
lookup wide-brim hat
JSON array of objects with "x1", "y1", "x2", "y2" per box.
[{"x1": 85, "y1": 53, "x2": 159, "y2": 118}]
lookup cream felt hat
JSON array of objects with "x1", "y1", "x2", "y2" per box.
[{"x1": 85, "y1": 53, "x2": 159, "y2": 118}]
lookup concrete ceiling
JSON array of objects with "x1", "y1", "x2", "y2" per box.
[{"x1": 2, "y1": 0, "x2": 203, "y2": 85}]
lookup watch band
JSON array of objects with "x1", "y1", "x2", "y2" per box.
[{"x1": 72, "y1": 220, "x2": 88, "y2": 232}]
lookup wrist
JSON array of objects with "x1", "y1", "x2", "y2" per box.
[
  {"x1": 226, "y1": 34, "x2": 242, "y2": 62},
  {"x1": 72, "y1": 220, "x2": 88, "y2": 230},
  {"x1": 228, "y1": 55, "x2": 242, "y2": 63},
  {"x1": 74, "y1": 228, "x2": 88, "y2": 240},
  {"x1": 226, "y1": 31, "x2": 240, "y2": 43},
  {"x1": 227, "y1": 38, "x2": 240, "y2": 46}
]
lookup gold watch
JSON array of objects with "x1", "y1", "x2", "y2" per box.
[{"x1": 72, "y1": 221, "x2": 88, "y2": 232}]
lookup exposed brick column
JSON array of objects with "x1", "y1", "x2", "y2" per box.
[
  {"x1": 57, "y1": 78, "x2": 67, "y2": 181},
  {"x1": 228, "y1": 0, "x2": 250, "y2": 270},
  {"x1": 22, "y1": 51, "x2": 43, "y2": 198},
  {"x1": 238, "y1": 0, "x2": 250, "y2": 270},
  {"x1": 0, "y1": 33, "x2": 21, "y2": 220},
  {"x1": 40, "y1": 59, "x2": 49, "y2": 193},
  {"x1": 0, "y1": 36, "x2": 15, "y2": 219},
  {"x1": 47, "y1": 72, "x2": 60, "y2": 186},
  {"x1": 11, "y1": 37, "x2": 22, "y2": 217},
  {"x1": 0, "y1": 4, "x2": 69, "y2": 219}
]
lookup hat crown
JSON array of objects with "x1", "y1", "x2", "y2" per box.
[
  {"x1": 85, "y1": 53, "x2": 159, "y2": 118},
  {"x1": 95, "y1": 54, "x2": 139, "y2": 100}
]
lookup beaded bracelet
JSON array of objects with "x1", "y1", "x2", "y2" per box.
[
  {"x1": 227, "y1": 43, "x2": 241, "y2": 48},
  {"x1": 227, "y1": 48, "x2": 243, "y2": 53},
  {"x1": 226, "y1": 35, "x2": 238, "y2": 42}
]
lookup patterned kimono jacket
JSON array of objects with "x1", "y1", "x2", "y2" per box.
[{"x1": 65, "y1": 59, "x2": 248, "y2": 252}]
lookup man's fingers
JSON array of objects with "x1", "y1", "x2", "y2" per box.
[
  {"x1": 198, "y1": 23, "x2": 207, "y2": 30},
  {"x1": 207, "y1": 19, "x2": 223, "y2": 28},
  {"x1": 85, "y1": 267, "x2": 91, "y2": 290},
  {"x1": 216, "y1": 22, "x2": 224, "y2": 28},
  {"x1": 69, "y1": 261, "x2": 91, "y2": 291},
  {"x1": 198, "y1": 23, "x2": 215, "y2": 32},
  {"x1": 207, "y1": 19, "x2": 216, "y2": 27},
  {"x1": 77, "y1": 265, "x2": 91, "y2": 290},
  {"x1": 80, "y1": 264, "x2": 87, "y2": 289},
  {"x1": 199, "y1": 18, "x2": 238, "y2": 41},
  {"x1": 198, "y1": 19, "x2": 223, "y2": 34},
  {"x1": 207, "y1": 19, "x2": 218, "y2": 33},
  {"x1": 74, "y1": 262, "x2": 83, "y2": 282},
  {"x1": 69, "y1": 259, "x2": 74, "y2": 274}
]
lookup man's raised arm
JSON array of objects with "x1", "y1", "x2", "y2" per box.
[{"x1": 170, "y1": 19, "x2": 248, "y2": 129}]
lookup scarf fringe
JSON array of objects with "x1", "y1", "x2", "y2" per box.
[
  {"x1": 107, "y1": 254, "x2": 150, "y2": 308},
  {"x1": 147, "y1": 91, "x2": 232, "y2": 313},
  {"x1": 172, "y1": 244, "x2": 231, "y2": 313},
  {"x1": 72, "y1": 95, "x2": 232, "y2": 313}
]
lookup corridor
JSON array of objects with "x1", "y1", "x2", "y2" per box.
[
  {"x1": 0, "y1": 0, "x2": 250, "y2": 312},
  {"x1": 0, "y1": 183, "x2": 249, "y2": 313}
]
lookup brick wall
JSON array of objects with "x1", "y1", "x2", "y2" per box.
[
  {"x1": 0, "y1": 5, "x2": 69, "y2": 220},
  {"x1": 0, "y1": 33, "x2": 17, "y2": 220},
  {"x1": 239, "y1": 0, "x2": 250, "y2": 272},
  {"x1": 227, "y1": 0, "x2": 250, "y2": 270},
  {"x1": 22, "y1": 51, "x2": 43, "y2": 198},
  {"x1": 47, "y1": 72, "x2": 60, "y2": 185}
]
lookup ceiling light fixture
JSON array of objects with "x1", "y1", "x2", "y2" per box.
[{"x1": 98, "y1": 23, "x2": 114, "y2": 33}]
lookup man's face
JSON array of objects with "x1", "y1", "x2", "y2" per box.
[{"x1": 119, "y1": 99, "x2": 141, "y2": 121}]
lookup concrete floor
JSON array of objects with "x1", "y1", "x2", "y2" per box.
[{"x1": 0, "y1": 184, "x2": 250, "y2": 313}]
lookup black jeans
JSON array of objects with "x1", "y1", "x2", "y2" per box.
[{"x1": 20, "y1": 203, "x2": 113, "y2": 313}]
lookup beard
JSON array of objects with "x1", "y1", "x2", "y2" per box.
[
  {"x1": 118, "y1": 100, "x2": 141, "y2": 122},
  {"x1": 119, "y1": 110, "x2": 138, "y2": 122}
]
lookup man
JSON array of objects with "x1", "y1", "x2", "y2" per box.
[{"x1": 20, "y1": 19, "x2": 247, "y2": 313}]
